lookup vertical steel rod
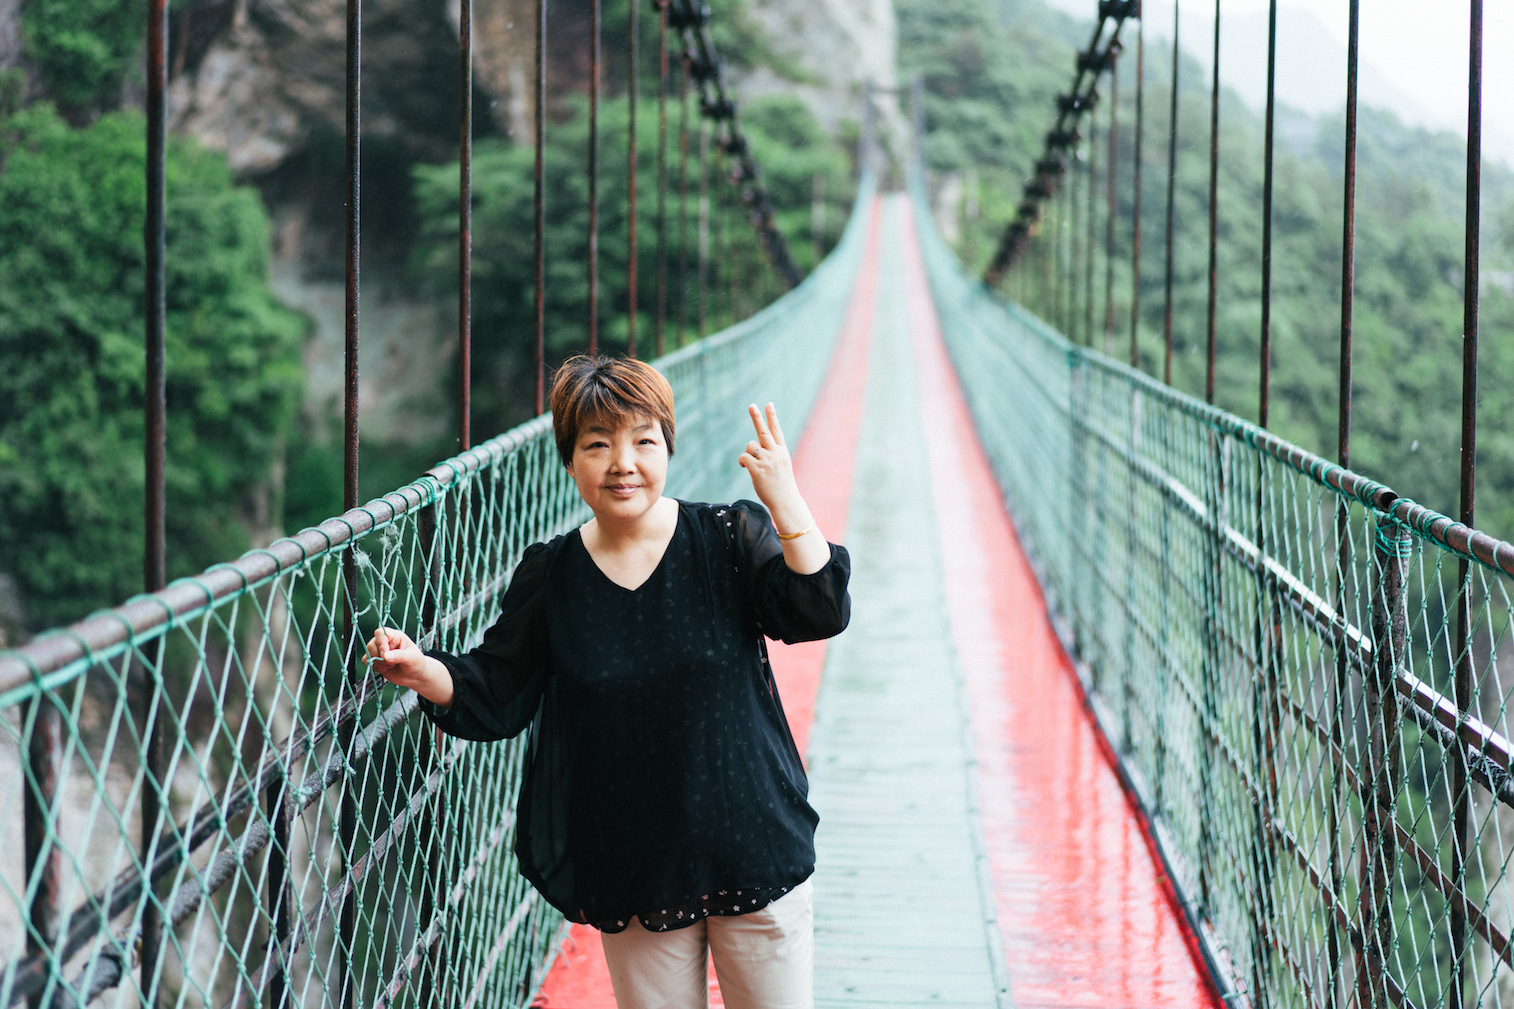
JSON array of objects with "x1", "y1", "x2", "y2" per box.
[
  {"x1": 1329, "y1": 16, "x2": 1361, "y2": 1003},
  {"x1": 1450, "y1": 3, "x2": 1483, "y2": 1006},
  {"x1": 1204, "y1": 0, "x2": 1220, "y2": 404},
  {"x1": 626, "y1": 0, "x2": 639, "y2": 356},
  {"x1": 1338, "y1": 0, "x2": 1359, "y2": 474},
  {"x1": 533, "y1": 0, "x2": 546, "y2": 414},
  {"x1": 588, "y1": 0, "x2": 601, "y2": 356},
  {"x1": 1258, "y1": 0, "x2": 1276, "y2": 428},
  {"x1": 1084, "y1": 114, "x2": 1097, "y2": 346},
  {"x1": 339, "y1": 0, "x2": 361, "y2": 1003},
  {"x1": 697, "y1": 120, "x2": 709, "y2": 338},
  {"x1": 141, "y1": 0, "x2": 169, "y2": 996},
  {"x1": 655, "y1": 0, "x2": 669, "y2": 357},
  {"x1": 22, "y1": 699, "x2": 60, "y2": 1009},
  {"x1": 1104, "y1": 52, "x2": 1118, "y2": 355},
  {"x1": 676, "y1": 69, "x2": 690, "y2": 346},
  {"x1": 266, "y1": 773, "x2": 292, "y2": 1009},
  {"x1": 1362, "y1": 519, "x2": 1409, "y2": 1009},
  {"x1": 1129, "y1": 16, "x2": 1144, "y2": 368},
  {"x1": 458, "y1": 0, "x2": 472, "y2": 449},
  {"x1": 1160, "y1": 0, "x2": 1179, "y2": 387}
]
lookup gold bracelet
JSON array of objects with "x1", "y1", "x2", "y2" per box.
[{"x1": 776, "y1": 523, "x2": 816, "y2": 541}]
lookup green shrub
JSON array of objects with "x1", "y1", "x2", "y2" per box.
[{"x1": 0, "y1": 105, "x2": 305, "y2": 630}]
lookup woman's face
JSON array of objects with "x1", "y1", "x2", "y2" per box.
[{"x1": 566, "y1": 415, "x2": 670, "y2": 523}]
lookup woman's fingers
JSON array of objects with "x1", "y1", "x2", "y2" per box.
[
  {"x1": 765, "y1": 403, "x2": 786, "y2": 447},
  {"x1": 748, "y1": 403, "x2": 776, "y2": 449}
]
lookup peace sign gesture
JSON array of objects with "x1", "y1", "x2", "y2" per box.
[{"x1": 738, "y1": 403, "x2": 830, "y2": 573}]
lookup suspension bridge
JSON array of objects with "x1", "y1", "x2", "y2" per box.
[{"x1": 0, "y1": 0, "x2": 1506, "y2": 1007}]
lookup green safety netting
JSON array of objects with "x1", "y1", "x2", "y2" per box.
[
  {"x1": 912, "y1": 180, "x2": 1514, "y2": 1009},
  {"x1": 0, "y1": 175, "x2": 875, "y2": 1009}
]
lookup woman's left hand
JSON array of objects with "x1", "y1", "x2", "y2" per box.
[
  {"x1": 738, "y1": 403, "x2": 801, "y2": 510},
  {"x1": 739, "y1": 403, "x2": 830, "y2": 573}
]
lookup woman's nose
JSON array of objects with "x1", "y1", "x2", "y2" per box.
[{"x1": 610, "y1": 445, "x2": 637, "y2": 472}]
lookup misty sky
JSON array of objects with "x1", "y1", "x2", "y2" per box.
[{"x1": 1036, "y1": 0, "x2": 1513, "y2": 167}]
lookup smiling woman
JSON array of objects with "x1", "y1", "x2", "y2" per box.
[{"x1": 365, "y1": 355, "x2": 850, "y2": 1009}]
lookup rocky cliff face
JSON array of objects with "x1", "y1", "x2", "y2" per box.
[{"x1": 736, "y1": 0, "x2": 907, "y2": 157}]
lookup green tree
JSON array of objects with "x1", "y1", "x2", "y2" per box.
[
  {"x1": 0, "y1": 105, "x2": 305, "y2": 631},
  {"x1": 22, "y1": 0, "x2": 145, "y2": 117}
]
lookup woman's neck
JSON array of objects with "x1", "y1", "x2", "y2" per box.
[{"x1": 582, "y1": 495, "x2": 679, "y2": 554}]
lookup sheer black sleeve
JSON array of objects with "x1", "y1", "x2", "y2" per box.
[
  {"x1": 419, "y1": 539, "x2": 556, "y2": 741},
  {"x1": 727, "y1": 500, "x2": 851, "y2": 644}
]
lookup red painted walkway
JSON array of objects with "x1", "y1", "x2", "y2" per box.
[{"x1": 533, "y1": 194, "x2": 1218, "y2": 1008}]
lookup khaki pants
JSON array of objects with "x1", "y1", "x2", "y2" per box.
[{"x1": 599, "y1": 879, "x2": 814, "y2": 1009}]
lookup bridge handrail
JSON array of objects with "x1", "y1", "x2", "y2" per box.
[
  {"x1": 0, "y1": 176, "x2": 874, "y2": 1009},
  {"x1": 911, "y1": 173, "x2": 1514, "y2": 1008}
]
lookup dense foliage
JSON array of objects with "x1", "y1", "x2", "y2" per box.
[
  {"x1": 903, "y1": 0, "x2": 1514, "y2": 539},
  {"x1": 21, "y1": 0, "x2": 145, "y2": 117},
  {"x1": 0, "y1": 105, "x2": 304, "y2": 630}
]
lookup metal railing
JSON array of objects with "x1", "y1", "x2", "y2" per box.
[
  {"x1": 915, "y1": 185, "x2": 1514, "y2": 1009},
  {"x1": 0, "y1": 176, "x2": 872, "y2": 1009}
]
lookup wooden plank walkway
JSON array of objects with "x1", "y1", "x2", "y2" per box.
[{"x1": 806, "y1": 201, "x2": 1007, "y2": 1008}]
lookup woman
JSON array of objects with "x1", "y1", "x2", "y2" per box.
[{"x1": 366, "y1": 355, "x2": 851, "y2": 1009}]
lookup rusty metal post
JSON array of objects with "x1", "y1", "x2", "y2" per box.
[
  {"x1": 1259, "y1": 0, "x2": 1276, "y2": 428},
  {"x1": 1247, "y1": 444, "x2": 1281, "y2": 1005},
  {"x1": 655, "y1": 0, "x2": 668, "y2": 357},
  {"x1": 626, "y1": 0, "x2": 639, "y2": 356},
  {"x1": 416, "y1": 501, "x2": 445, "y2": 1008},
  {"x1": 338, "y1": 0, "x2": 361, "y2": 1002},
  {"x1": 1159, "y1": 0, "x2": 1178, "y2": 386},
  {"x1": 141, "y1": 0, "x2": 169, "y2": 995},
  {"x1": 1128, "y1": 16, "x2": 1143, "y2": 369},
  {"x1": 458, "y1": 0, "x2": 472, "y2": 449},
  {"x1": 265, "y1": 770, "x2": 292, "y2": 1009},
  {"x1": 1450, "y1": 5, "x2": 1483, "y2": 1006},
  {"x1": 1204, "y1": 0, "x2": 1220, "y2": 404},
  {"x1": 697, "y1": 120, "x2": 709, "y2": 338},
  {"x1": 1084, "y1": 116, "x2": 1096, "y2": 346},
  {"x1": 533, "y1": 0, "x2": 546, "y2": 413},
  {"x1": 1360, "y1": 517, "x2": 1409, "y2": 1009},
  {"x1": 22, "y1": 698, "x2": 60, "y2": 1009},
  {"x1": 1198, "y1": 431, "x2": 1225, "y2": 921},
  {"x1": 676, "y1": 68, "x2": 690, "y2": 347},
  {"x1": 1103, "y1": 51, "x2": 1118, "y2": 355}
]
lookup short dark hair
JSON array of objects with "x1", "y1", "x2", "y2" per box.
[{"x1": 549, "y1": 356, "x2": 677, "y2": 467}]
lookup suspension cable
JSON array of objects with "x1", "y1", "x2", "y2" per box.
[
  {"x1": 983, "y1": 0, "x2": 1139, "y2": 287},
  {"x1": 666, "y1": 0, "x2": 802, "y2": 288}
]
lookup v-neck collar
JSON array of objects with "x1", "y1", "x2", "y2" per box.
[{"x1": 574, "y1": 502, "x2": 683, "y2": 594}]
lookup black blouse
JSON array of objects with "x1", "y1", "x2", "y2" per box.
[{"x1": 420, "y1": 499, "x2": 851, "y2": 932}]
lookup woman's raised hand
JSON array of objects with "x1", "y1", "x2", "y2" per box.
[
  {"x1": 365, "y1": 628, "x2": 455, "y2": 707},
  {"x1": 738, "y1": 403, "x2": 800, "y2": 510},
  {"x1": 738, "y1": 403, "x2": 830, "y2": 574}
]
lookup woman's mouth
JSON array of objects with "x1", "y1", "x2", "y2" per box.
[{"x1": 606, "y1": 483, "x2": 640, "y2": 497}]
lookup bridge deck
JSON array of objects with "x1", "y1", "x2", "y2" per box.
[{"x1": 534, "y1": 195, "x2": 1219, "y2": 1008}]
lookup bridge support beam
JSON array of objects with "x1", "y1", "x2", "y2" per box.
[{"x1": 1359, "y1": 517, "x2": 1409, "y2": 1009}]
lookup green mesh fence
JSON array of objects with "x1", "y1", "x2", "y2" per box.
[
  {"x1": 913, "y1": 184, "x2": 1514, "y2": 1009},
  {"x1": 0, "y1": 175, "x2": 874, "y2": 1009}
]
